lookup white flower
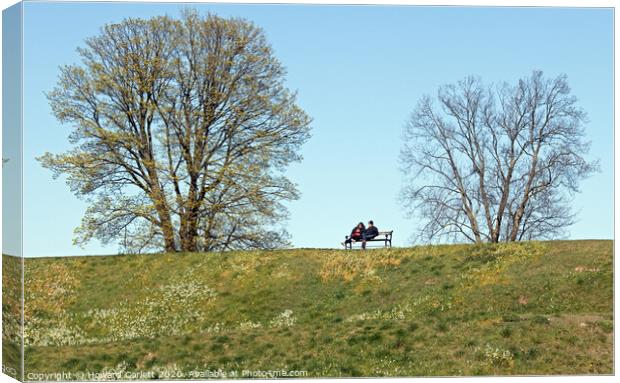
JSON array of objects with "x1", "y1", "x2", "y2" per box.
[
  {"x1": 270, "y1": 309, "x2": 296, "y2": 327},
  {"x1": 239, "y1": 320, "x2": 263, "y2": 330}
]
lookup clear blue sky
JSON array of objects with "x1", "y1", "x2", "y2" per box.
[{"x1": 11, "y1": 1, "x2": 613, "y2": 256}]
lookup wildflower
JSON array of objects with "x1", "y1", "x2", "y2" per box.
[{"x1": 270, "y1": 309, "x2": 296, "y2": 328}]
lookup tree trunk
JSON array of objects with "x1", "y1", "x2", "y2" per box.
[
  {"x1": 179, "y1": 177, "x2": 200, "y2": 252},
  {"x1": 159, "y1": 210, "x2": 177, "y2": 252},
  {"x1": 147, "y1": 167, "x2": 177, "y2": 252},
  {"x1": 180, "y1": 208, "x2": 199, "y2": 252},
  {"x1": 509, "y1": 142, "x2": 541, "y2": 241}
]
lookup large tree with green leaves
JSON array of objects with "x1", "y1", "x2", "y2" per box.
[{"x1": 40, "y1": 11, "x2": 311, "y2": 253}]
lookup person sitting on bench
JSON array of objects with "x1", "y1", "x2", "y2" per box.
[
  {"x1": 362, "y1": 220, "x2": 379, "y2": 249},
  {"x1": 343, "y1": 222, "x2": 365, "y2": 247}
]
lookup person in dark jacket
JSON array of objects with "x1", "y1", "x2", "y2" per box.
[
  {"x1": 342, "y1": 222, "x2": 365, "y2": 247},
  {"x1": 362, "y1": 220, "x2": 379, "y2": 249}
]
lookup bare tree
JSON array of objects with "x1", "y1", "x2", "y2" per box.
[
  {"x1": 39, "y1": 11, "x2": 311, "y2": 253},
  {"x1": 400, "y1": 71, "x2": 597, "y2": 243}
]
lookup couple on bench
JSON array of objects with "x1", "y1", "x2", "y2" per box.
[{"x1": 342, "y1": 220, "x2": 379, "y2": 250}]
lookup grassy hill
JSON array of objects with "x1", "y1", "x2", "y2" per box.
[{"x1": 2, "y1": 240, "x2": 613, "y2": 379}]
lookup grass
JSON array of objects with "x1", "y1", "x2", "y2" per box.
[{"x1": 2, "y1": 240, "x2": 613, "y2": 379}]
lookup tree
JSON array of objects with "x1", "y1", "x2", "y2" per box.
[
  {"x1": 400, "y1": 71, "x2": 597, "y2": 244},
  {"x1": 39, "y1": 11, "x2": 311, "y2": 253}
]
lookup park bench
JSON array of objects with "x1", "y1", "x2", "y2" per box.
[{"x1": 344, "y1": 231, "x2": 393, "y2": 249}]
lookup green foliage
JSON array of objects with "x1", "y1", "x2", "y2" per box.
[{"x1": 39, "y1": 10, "x2": 311, "y2": 253}]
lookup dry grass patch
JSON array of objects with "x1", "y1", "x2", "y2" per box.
[{"x1": 319, "y1": 249, "x2": 404, "y2": 282}]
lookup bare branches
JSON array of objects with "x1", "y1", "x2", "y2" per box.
[{"x1": 401, "y1": 71, "x2": 596, "y2": 244}]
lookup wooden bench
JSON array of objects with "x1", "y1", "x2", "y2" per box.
[{"x1": 344, "y1": 231, "x2": 393, "y2": 249}]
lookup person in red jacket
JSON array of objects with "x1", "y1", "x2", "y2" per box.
[{"x1": 342, "y1": 222, "x2": 365, "y2": 247}]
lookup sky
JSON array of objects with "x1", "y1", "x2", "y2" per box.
[{"x1": 4, "y1": 1, "x2": 613, "y2": 256}]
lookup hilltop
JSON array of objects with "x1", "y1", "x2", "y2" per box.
[{"x1": 2, "y1": 240, "x2": 613, "y2": 379}]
